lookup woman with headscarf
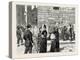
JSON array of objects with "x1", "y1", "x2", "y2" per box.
[{"x1": 40, "y1": 25, "x2": 47, "y2": 53}]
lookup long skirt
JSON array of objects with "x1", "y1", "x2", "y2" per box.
[
  {"x1": 50, "y1": 39, "x2": 56, "y2": 52},
  {"x1": 50, "y1": 39, "x2": 60, "y2": 52},
  {"x1": 40, "y1": 38, "x2": 47, "y2": 53}
]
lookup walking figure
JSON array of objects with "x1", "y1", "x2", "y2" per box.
[
  {"x1": 16, "y1": 25, "x2": 23, "y2": 47},
  {"x1": 23, "y1": 24, "x2": 33, "y2": 54}
]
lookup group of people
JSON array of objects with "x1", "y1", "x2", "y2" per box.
[
  {"x1": 16, "y1": 23, "x2": 75, "y2": 54},
  {"x1": 61, "y1": 24, "x2": 75, "y2": 41}
]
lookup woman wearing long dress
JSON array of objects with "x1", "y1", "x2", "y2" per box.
[
  {"x1": 50, "y1": 28, "x2": 60, "y2": 52},
  {"x1": 40, "y1": 25, "x2": 47, "y2": 53}
]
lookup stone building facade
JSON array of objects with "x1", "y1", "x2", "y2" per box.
[
  {"x1": 37, "y1": 6, "x2": 75, "y2": 33},
  {"x1": 16, "y1": 5, "x2": 75, "y2": 33}
]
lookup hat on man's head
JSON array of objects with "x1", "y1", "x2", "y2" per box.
[{"x1": 26, "y1": 24, "x2": 32, "y2": 28}]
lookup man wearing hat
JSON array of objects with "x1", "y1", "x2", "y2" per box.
[{"x1": 23, "y1": 24, "x2": 33, "y2": 54}]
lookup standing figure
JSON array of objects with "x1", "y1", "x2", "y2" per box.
[
  {"x1": 50, "y1": 27, "x2": 60, "y2": 52},
  {"x1": 33, "y1": 26, "x2": 38, "y2": 53},
  {"x1": 55, "y1": 28, "x2": 60, "y2": 52},
  {"x1": 38, "y1": 27, "x2": 42, "y2": 53},
  {"x1": 23, "y1": 24, "x2": 33, "y2": 54},
  {"x1": 62, "y1": 26, "x2": 67, "y2": 41},
  {"x1": 50, "y1": 30, "x2": 56, "y2": 52},
  {"x1": 16, "y1": 26, "x2": 23, "y2": 47},
  {"x1": 40, "y1": 25, "x2": 47, "y2": 53},
  {"x1": 69, "y1": 24, "x2": 73, "y2": 41}
]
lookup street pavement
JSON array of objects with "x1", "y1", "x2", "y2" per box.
[{"x1": 16, "y1": 40, "x2": 75, "y2": 54}]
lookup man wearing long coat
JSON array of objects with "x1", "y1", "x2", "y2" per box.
[{"x1": 23, "y1": 24, "x2": 33, "y2": 54}]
